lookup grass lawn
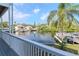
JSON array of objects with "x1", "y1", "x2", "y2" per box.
[
  {"x1": 64, "y1": 44, "x2": 79, "y2": 54},
  {"x1": 65, "y1": 44, "x2": 79, "y2": 51},
  {"x1": 52, "y1": 43, "x2": 79, "y2": 55}
]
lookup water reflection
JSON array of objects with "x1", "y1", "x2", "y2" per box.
[
  {"x1": 15, "y1": 31, "x2": 56, "y2": 45},
  {"x1": 15, "y1": 31, "x2": 31, "y2": 35}
]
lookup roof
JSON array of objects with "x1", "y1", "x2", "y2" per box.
[{"x1": 0, "y1": 4, "x2": 9, "y2": 17}]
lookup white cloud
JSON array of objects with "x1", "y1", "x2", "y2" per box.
[
  {"x1": 14, "y1": 10, "x2": 30, "y2": 19},
  {"x1": 14, "y1": 3, "x2": 25, "y2": 6},
  {"x1": 40, "y1": 12, "x2": 49, "y2": 21},
  {"x1": 13, "y1": 6, "x2": 30, "y2": 20},
  {"x1": 14, "y1": 12, "x2": 30, "y2": 19},
  {"x1": 33, "y1": 8, "x2": 40, "y2": 14},
  {"x1": 2, "y1": 6, "x2": 30, "y2": 22},
  {"x1": 2, "y1": 11, "x2": 8, "y2": 21}
]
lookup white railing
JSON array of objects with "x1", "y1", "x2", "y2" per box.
[{"x1": 1, "y1": 31, "x2": 76, "y2": 56}]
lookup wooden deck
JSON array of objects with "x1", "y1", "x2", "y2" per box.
[{"x1": 0, "y1": 39, "x2": 18, "y2": 56}]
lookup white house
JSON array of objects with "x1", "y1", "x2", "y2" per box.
[{"x1": 15, "y1": 25, "x2": 34, "y2": 32}]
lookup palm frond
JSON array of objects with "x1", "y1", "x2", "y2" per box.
[
  {"x1": 67, "y1": 4, "x2": 79, "y2": 10},
  {"x1": 72, "y1": 16, "x2": 79, "y2": 25},
  {"x1": 67, "y1": 13, "x2": 79, "y2": 28},
  {"x1": 54, "y1": 20, "x2": 59, "y2": 28},
  {"x1": 68, "y1": 10, "x2": 79, "y2": 16},
  {"x1": 47, "y1": 10, "x2": 57, "y2": 25},
  {"x1": 66, "y1": 13, "x2": 74, "y2": 28}
]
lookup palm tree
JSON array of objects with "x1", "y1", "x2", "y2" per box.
[
  {"x1": 48, "y1": 3, "x2": 79, "y2": 49},
  {"x1": 48, "y1": 3, "x2": 79, "y2": 30}
]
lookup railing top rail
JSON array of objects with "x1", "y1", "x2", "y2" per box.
[{"x1": 2, "y1": 31, "x2": 77, "y2": 56}]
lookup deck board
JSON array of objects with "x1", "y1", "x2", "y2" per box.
[{"x1": 0, "y1": 39, "x2": 18, "y2": 56}]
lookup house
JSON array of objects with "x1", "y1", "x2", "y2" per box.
[
  {"x1": 15, "y1": 24, "x2": 34, "y2": 35},
  {"x1": 15, "y1": 24, "x2": 37, "y2": 32},
  {"x1": 15, "y1": 25, "x2": 25, "y2": 32},
  {"x1": 25, "y1": 26, "x2": 33, "y2": 31}
]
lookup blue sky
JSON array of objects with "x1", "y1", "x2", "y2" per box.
[
  {"x1": 2, "y1": 3, "x2": 79, "y2": 25},
  {"x1": 12, "y1": 3, "x2": 58, "y2": 25}
]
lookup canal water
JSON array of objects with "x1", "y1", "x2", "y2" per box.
[{"x1": 15, "y1": 31, "x2": 56, "y2": 45}]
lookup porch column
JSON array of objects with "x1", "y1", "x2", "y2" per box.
[
  {"x1": 8, "y1": 3, "x2": 13, "y2": 33},
  {"x1": 0, "y1": 17, "x2": 3, "y2": 31}
]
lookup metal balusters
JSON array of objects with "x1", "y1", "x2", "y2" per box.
[
  {"x1": 24, "y1": 42, "x2": 28, "y2": 56},
  {"x1": 37, "y1": 48, "x2": 39, "y2": 56},
  {"x1": 1, "y1": 31, "x2": 76, "y2": 56},
  {"x1": 38, "y1": 49, "x2": 41, "y2": 56},
  {"x1": 29, "y1": 44, "x2": 31, "y2": 56},
  {"x1": 30, "y1": 44, "x2": 32, "y2": 56},
  {"x1": 34, "y1": 47, "x2": 37, "y2": 56},
  {"x1": 41, "y1": 50, "x2": 44, "y2": 56},
  {"x1": 36, "y1": 47, "x2": 38, "y2": 56},
  {"x1": 35, "y1": 47, "x2": 39, "y2": 56},
  {"x1": 34, "y1": 46, "x2": 36, "y2": 56},
  {"x1": 40, "y1": 49, "x2": 43, "y2": 56},
  {"x1": 27, "y1": 43, "x2": 29, "y2": 56},
  {"x1": 45, "y1": 52, "x2": 48, "y2": 56},
  {"x1": 43, "y1": 51, "x2": 46, "y2": 56},
  {"x1": 38, "y1": 49, "x2": 44, "y2": 56},
  {"x1": 28, "y1": 43, "x2": 31, "y2": 56},
  {"x1": 32, "y1": 45, "x2": 34, "y2": 56},
  {"x1": 23, "y1": 42, "x2": 26, "y2": 55},
  {"x1": 31, "y1": 45, "x2": 32, "y2": 56}
]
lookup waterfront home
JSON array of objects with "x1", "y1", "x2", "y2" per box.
[
  {"x1": 25, "y1": 26, "x2": 33, "y2": 31},
  {"x1": 15, "y1": 25, "x2": 25, "y2": 32},
  {"x1": 15, "y1": 25, "x2": 33, "y2": 32}
]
